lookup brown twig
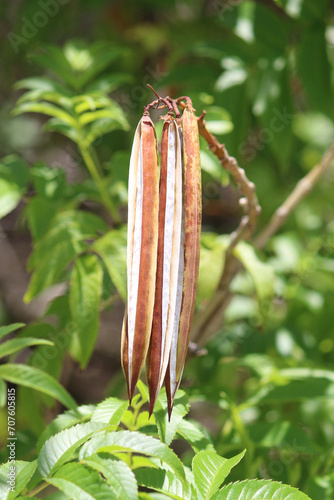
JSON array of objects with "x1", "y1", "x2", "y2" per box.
[
  {"x1": 144, "y1": 85, "x2": 174, "y2": 116},
  {"x1": 191, "y1": 112, "x2": 261, "y2": 346},
  {"x1": 191, "y1": 125, "x2": 334, "y2": 347},
  {"x1": 197, "y1": 111, "x2": 261, "y2": 248},
  {"x1": 254, "y1": 143, "x2": 334, "y2": 250}
]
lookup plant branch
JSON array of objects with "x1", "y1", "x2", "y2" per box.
[
  {"x1": 197, "y1": 111, "x2": 261, "y2": 250},
  {"x1": 191, "y1": 111, "x2": 261, "y2": 346},
  {"x1": 191, "y1": 128, "x2": 334, "y2": 348},
  {"x1": 78, "y1": 140, "x2": 122, "y2": 225},
  {"x1": 254, "y1": 143, "x2": 334, "y2": 250}
]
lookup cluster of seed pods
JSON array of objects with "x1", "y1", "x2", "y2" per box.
[{"x1": 121, "y1": 94, "x2": 201, "y2": 418}]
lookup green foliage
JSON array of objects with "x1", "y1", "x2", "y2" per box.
[
  {"x1": 0, "y1": 156, "x2": 29, "y2": 218},
  {"x1": 0, "y1": 364, "x2": 76, "y2": 410},
  {"x1": 69, "y1": 254, "x2": 103, "y2": 368},
  {"x1": 0, "y1": 386, "x2": 311, "y2": 499},
  {"x1": 0, "y1": 1, "x2": 334, "y2": 497}
]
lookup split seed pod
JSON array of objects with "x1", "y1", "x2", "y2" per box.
[
  {"x1": 146, "y1": 115, "x2": 183, "y2": 414},
  {"x1": 122, "y1": 97, "x2": 201, "y2": 417},
  {"x1": 165, "y1": 103, "x2": 202, "y2": 417},
  {"x1": 121, "y1": 114, "x2": 159, "y2": 402}
]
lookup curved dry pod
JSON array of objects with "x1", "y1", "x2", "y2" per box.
[
  {"x1": 165, "y1": 104, "x2": 202, "y2": 417},
  {"x1": 146, "y1": 116, "x2": 183, "y2": 414},
  {"x1": 121, "y1": 114, "x2": 159, "y2": 402}
]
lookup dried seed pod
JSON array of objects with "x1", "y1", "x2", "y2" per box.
[
  {"x1": 165, "y1": 103, "x2": 202, "y2": 417},
  {"x1": 121, "y1": 115, "x2": 159, "y2": 402},
  {"x1": 146, "y1": 116, "x2": 183, "y2": 414}
]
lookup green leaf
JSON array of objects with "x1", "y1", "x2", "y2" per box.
[
  {"x1": 215, "y1": 67, "x2": 248, "y2": 93},
  {"x1": 26, "y1": 197, "x2": 58, "y2": 241},
  {"x1": 138, "y1": 494, "x2": 168, "y2": 500},
  {"x1": 90, "y1": 397, "x2": 128, "y2": 425},
  {"x1": 14, "y1": 76, "x2": 73, "y2": 96},
  {"x1": 86, "y1": 73, "x2": 133, "y2": 93},
  {"x1": 0, "y1": 460, "x2": 38, "y2": 500},
  {"x1": 47, "y1": 462, "x2": 119, "y2": 499},
  {"x1": 38, "y1": 422, "x2": 106, "y2": 477},
  {"x1": 198, "y1": 234, "x2": 228, "y2": 302},
  {"x1": 79, "y1": 430, "x2": 185, "y2": 481},
  {"x1": 153, "y1": 389, "x2": 189, "y2": 445},
  {"x1": 252, "y1": 62, "x2": 294, "y2": 169},
  {"x1": 44, "y1": 118, "x2": 79, "y2": 142},
  {"x1": 192, "y1": 450, "x2": 245, "y2": 499},
  {"x1": 177, "y1": 419, "x2": 215, "y2": 453},
  {"x1": 203, "y1": 107, "x2": 233, "y2": 136},
  {"x1": 0, "y1": 364, "x2": 76, "y2": 409},
  {"x1": 234, "y1": 242, "x2": 275, "y2": 301},
  {"x1": 212, "y1": 479, "x2": 311, "y2": 499},
  {"x1": 253, "y1": 3, "x2": 291, "y2": 54},
  {"x1": 79, "y1": 109, "x2": 123, "y2": 127},
  {"x1": 93, "y1": 228, "x2": 127, "y2": 301},
  {"x1": 37, "y1": 405, "x2": 95, "y2": 453},
  {"x1": 30, "y1": 164, "x2": 66, "y2": 201},
  {"x1": 73, "y1": 93, "x2": 111, "y2": 114},
  {"x1": 29, "y1": 211, "x2": 107, "y2": 268},
  {"x1": 135, "y1": 467, "x2": 194, "y2": 500},
  {"x1": 25, "y1": 211, "x2": 107, "y2": 301},
  {"x1": 297, "y1": 26, "x2": 332, "y2": 116},
  {"x1": 308, "y1": 472, "x2": 334, "y2": 500},
  {"x1": 67, "y1": 42, "x2": 125, "y2": 88},
  {"x1": 245, "y1": 368, "x2": 334, "y2": 406},
  {"x1": 0, "y1": 323, "x2": 25, "y2": 340},
  {"x1": 29, "y1": 45, "x2": 78, "y2": 88},
  {"x1": 83, "y1": 456, "x2": 138, "y2": 500},
  {"x1": 0, "y1": 338, "x2": 54, "y2": 359},
  {"x1": 69, "y1": 254, "x2": 103, "y2": 368},
  {"x1": 25, "y1": 238, "x2": 82, "y2": 302},
  {"x1": 200, "y1": 150, "x2": 229, "y2": 186},
  {"x1": 248, "y1": 421, "x2": 318, "y2": 453},
  {"x1": 0, "y1": 379, "x2": 6, "y2": 407},
  {"x1": 12, "y1": 102, "x2": 77, "y2": 128},
  {"x1": 85, "y1": 116, "x2": 129, "y2": 146},
  {"x1": 300, "y1": 0, "x2": 330, "y2": 23},
  {"x1": 16, "y1": 89, "x2": 72, "y2": 111},
  {"x1": 0, "y1": 156, "x2": 29, "y2": 218},
  {"x1": 292, "y1": 112, "x2": 334, "y2": 149}
]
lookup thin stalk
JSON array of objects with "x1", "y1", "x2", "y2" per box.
[
  {"x1": 27, "y1": 481, "x2": 49, "y2": 497},
  {"x1": 78, "y1": 140, "x2": 121, "y2": 225}
]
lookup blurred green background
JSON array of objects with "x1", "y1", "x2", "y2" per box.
[{"x1": 0, "y1": 0, "x2": 334, "y2": 497}]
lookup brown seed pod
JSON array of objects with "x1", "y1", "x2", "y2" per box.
[
  {"x1": 146, "y1": 115, "x2": 183, "y2": 414},
  {"x1": 165, "y1": 102, "x2": 202, "y2": 417},
  {"x1": 121, "y1": 114, "x2": 160, "y2": 402}
]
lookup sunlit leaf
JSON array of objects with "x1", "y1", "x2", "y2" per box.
[
  {"x1": 47, "y1": 462, "x2": 119, "y2": 499},
  {"x1": 79, "y1": 430, "x2": 186, "y2": 481},
  {"x1": 192, "y1": 450, "x2": 245, "y2": 499},
  {"x1": 38, "y1": 423, "x2": 106, "y2": 477},
  {"x1": 212, "y1": 479, "x2": 311, "y2": 499},
  {"x1": 135, "y1": 467, "x2": 194, "y2": 500},
  {"x1": 0, "y1": 460, "x2": 38, "y2": 500},
  {"x1": 0, "y1": 156, "x2": 29, "y2": 218},
  {"x1": 0, "y1": 338, "x2": 54, "y2": 359},
  {"x1": 83, "y1": 456, "x2": 138, "y2": 499},
  {"x1": 0, "y1": 364, "x2": 76, "y2": 409}
]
